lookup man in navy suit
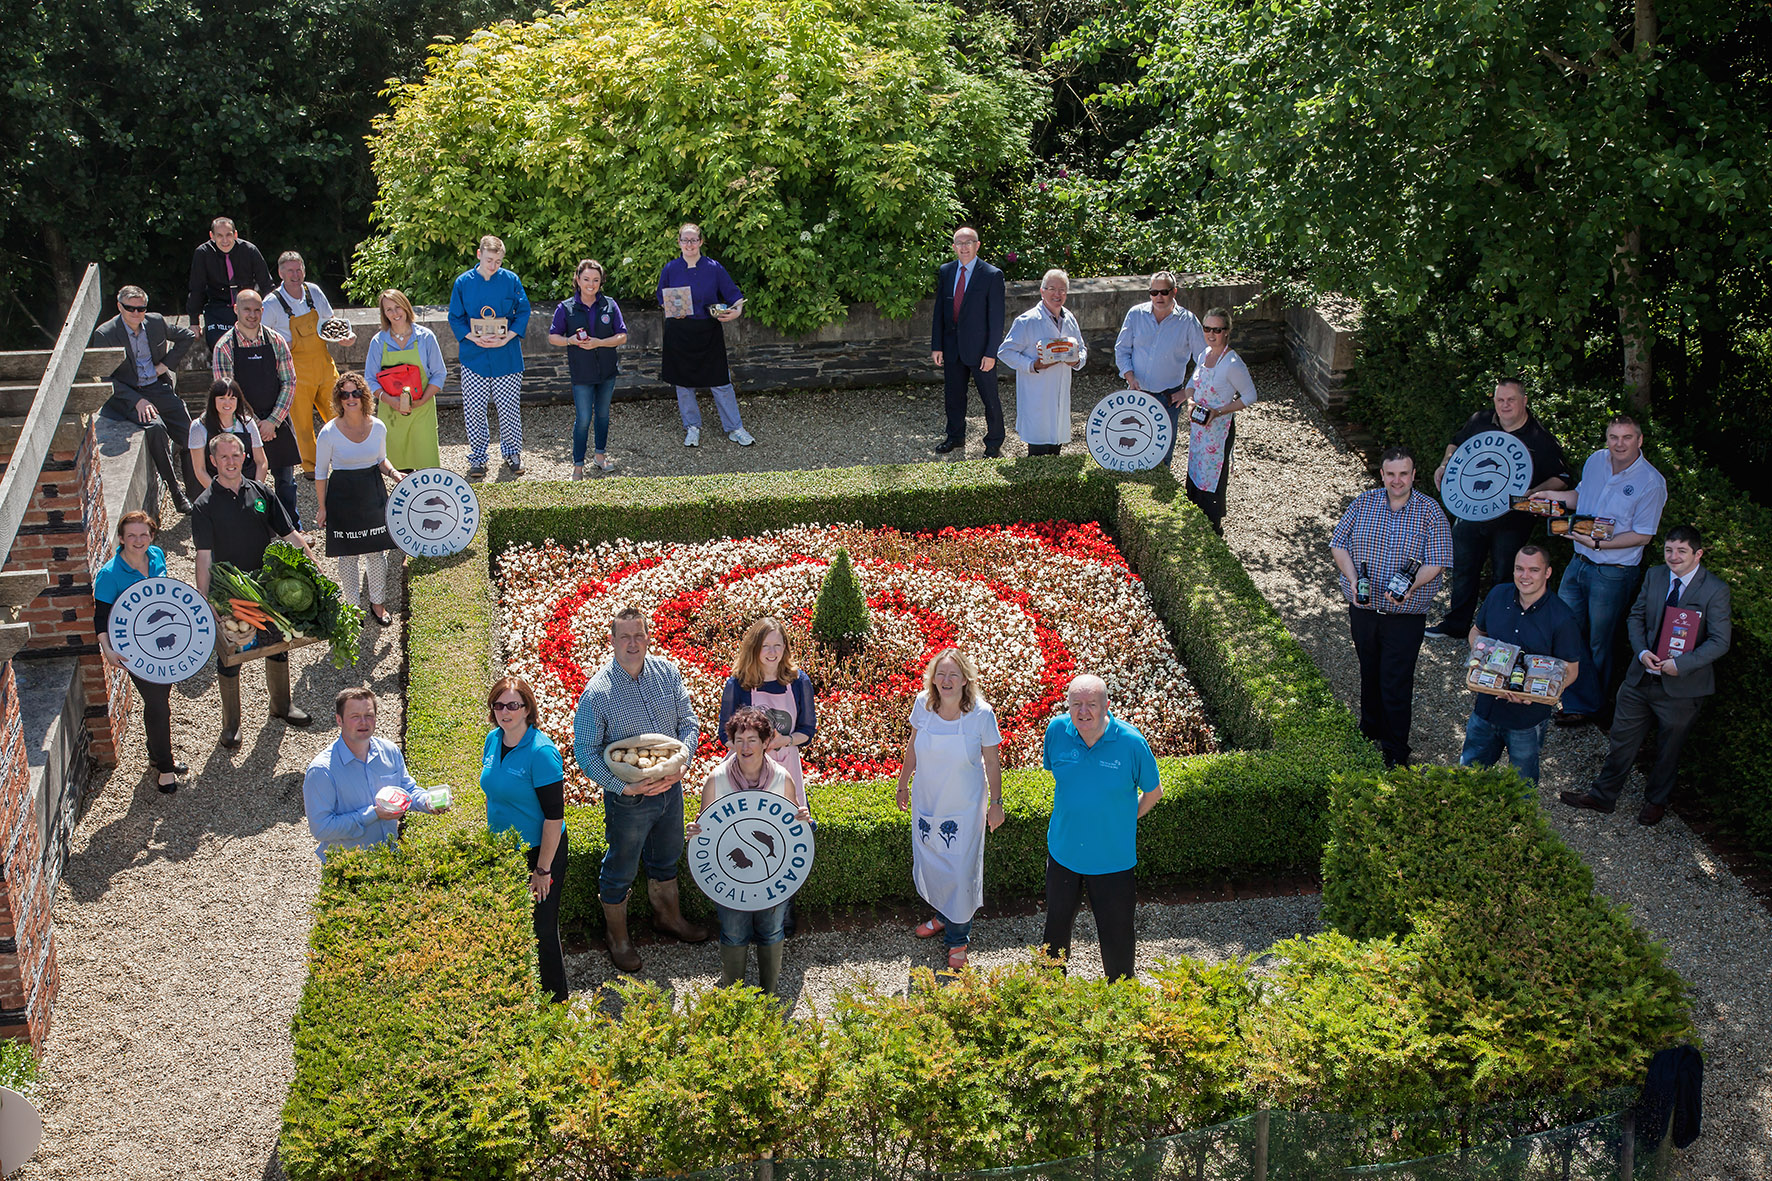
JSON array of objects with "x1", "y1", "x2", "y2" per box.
[{"x1": 930, "y1": 227, "x2": 1006, "y2": 457}]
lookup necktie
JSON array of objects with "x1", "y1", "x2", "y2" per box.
[
  {"x1": 1666, "y1": 577, "x2": 1682, "y2": 609},
  {"x1": 953, "y1": 265, "x2": 966, "y2": 320},
  {"x1": 225, "y1": 251, "x2": 236, "y2": 305}
]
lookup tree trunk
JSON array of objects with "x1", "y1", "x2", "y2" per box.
[
  {"x1": 1615, "y1": 227, "x2": 1653, "y2": 412},
  {"x1": 41, "y1": 223, "x2": 78, "y2": 316}
]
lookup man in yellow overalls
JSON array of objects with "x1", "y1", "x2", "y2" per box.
[{"x1": 263, "y1": 251, "x2": 355, "y2": 478}]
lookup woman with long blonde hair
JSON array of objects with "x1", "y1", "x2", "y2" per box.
[{"x1": 718, "y1": 616, "x2": 817, "y2": 789}]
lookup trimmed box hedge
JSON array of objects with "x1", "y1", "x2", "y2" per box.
[{"x1": 401, "y1": 458, "x2": 1378, "y2": 930}]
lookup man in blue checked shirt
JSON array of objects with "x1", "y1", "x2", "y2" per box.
[
  {"x1": 573, "y1": 605, "x2": 711, "y2": 972},
  {"x1": 1330, "y1": 447, "x2": 1454, "y2": 768}
]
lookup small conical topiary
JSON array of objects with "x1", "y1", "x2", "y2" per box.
[{"x1": 811, "y1": 548, "x2": 871, "y2": 655}]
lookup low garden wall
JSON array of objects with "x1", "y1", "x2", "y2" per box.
[{"x1": 280, "y1": 459, "x2": 1693, "y2": 1179}]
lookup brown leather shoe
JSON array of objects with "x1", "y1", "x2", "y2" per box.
[
  {"x1": 1637, "y1": 803, "x2": 1668, "y2": 826},
  {"x1": 1554, "y1": 711, "x2": 1597, "y2": 728},
  {"x1": 1559, "y1": 790, "x2": 1615, "y2": 814}
]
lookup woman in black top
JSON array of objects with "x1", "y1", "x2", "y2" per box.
[
  {"x1": 188, "y1": 379, "x2": 270, "y2": 488},
  {"x1": 547, "y1": 259, "x2": 629, "y2": 478}
]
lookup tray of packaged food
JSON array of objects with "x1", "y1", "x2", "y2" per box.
[
  {"x1": 1464, "y1": 636, "x2": 1569, "y2": 704},
  {"x1": 1548, "y1": 514, "x2": 1616, "y2": 540},
  {"x1": 1510, "y1": 495, "x2": 1570, "y2": 517}
]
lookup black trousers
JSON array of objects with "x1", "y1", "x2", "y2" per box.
[
  {"x1": 1589, "y1": 678, "x2": 1706, "y2": 808},
  {"x1": 1184, "y1": 419, "x2": 1235, "y2": 535},
  {"x1": 1442, "y1": 516, "x2": 1534, "y2": 633},
  {"x1": 104, "y1": 378, "x2": 199, "y2": 500},
  {"x1": 1348, "y1": 607, "x2": 1427, "y2": 768},
  {"x1": 942, "y1": 355, "x2": 1005, "y2": 450},
  {"x1": 1042, "y1": 856, "x2": 1137, "y2": 981},
  {"x1": 129, "y1": 672, "x2": 176, "y2": 773},
  {"x1": 527, "y1": 831, "x2": 570, "y2": 1003}
]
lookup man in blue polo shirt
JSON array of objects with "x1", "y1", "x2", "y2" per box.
[
  {"x1": 1040, "y1": 674, "x2": 1163, "y2": 981},
  {"x1": 1460, "y1": 546, "x2": 1584, "y2": 791}
]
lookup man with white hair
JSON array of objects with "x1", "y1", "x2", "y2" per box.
[{"x1": 1040, "y1": 673, "x2": 1163, "y2": 981}]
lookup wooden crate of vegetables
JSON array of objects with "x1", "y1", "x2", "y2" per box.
[{"x1": 209, "y1": 541, "x2": 366, "y2": 669}]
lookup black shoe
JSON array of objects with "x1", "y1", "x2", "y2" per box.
[
  {"x1": 505, "y1": 457, "x2": 525, "y2": 475},
  {"x1": 467, "y1": 463, "x2": 489, "y2": 477},
  {"x1": 172, "y1": 493, "x2": 194, "y2": 514},
  {"x1": 1638, "y1": 803, "x2": 1667, "y2": 826},
  {"x1": 934, "y1": 439, "x2": 962, "y2": 454},
  {"x1": 984, "y1": 447, "x2": 1002, "y2": 459},
  {"x1": 1559, "y1": 790, "x2": 1616, "y2": 814},
  {"x1": 157, "y1": 772, "x2": 184, "y2": 794},
  {"x1": 171, "y1": 761, "x2": 189, "y2": 776},
  {"x1": 1423, "y1": 621, "x2": 1464, "y2": 640},
  {"x1": 371, "y1": 608, "x2": 393, "y2": 627},
  {"x1": 1554, "y1": 712, "x2": 1597, "y2": 728}
]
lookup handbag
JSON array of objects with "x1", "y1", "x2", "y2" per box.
[
  {"x1": 469, "y1": 304, "x2": 508, "y2": 337},
  {"x1": 374, "y1": 363, "x2": 426, "y2": 407}
]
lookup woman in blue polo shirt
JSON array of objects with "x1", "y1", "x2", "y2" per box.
[
  {"x1": 94, "y1": 510, "x2": 185, "y2": 793},
  {"x1": 482, "y1": 675, "x2": 569, "y2": 1002}
]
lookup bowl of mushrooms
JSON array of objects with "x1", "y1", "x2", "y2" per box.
[{"x1": 602, "y1": 733, "x2": 690, "y2": 784}]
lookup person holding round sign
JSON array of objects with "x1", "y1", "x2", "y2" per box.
[
  {"x1": 1181, "y1": 307, "x2": 1258, "y2": 537},
  {"x1": 895, "y1": 648, "x2": 1003, "y2": 972},
  {"x1": 94, "y1": 510, "x2": 187, "y2": 793},
  {"x1": 482, "y1": 675, "x2": 570, "y2": 1003},
  {"x1": 687, "y1": 706, "x2": 810, "y2": 996},
  {"x1": 315, "y1": 372, "x2": 403, "y2": 628},
  {"x1": 1426, "y1": 378, "x2": 1573, "y2": 641},
  {"x1": 365, "y1": 288, "x2": 446, "y2": 472},
  {"x1": 998, "y1": 269, "x2": 1088, "y2": 456}
]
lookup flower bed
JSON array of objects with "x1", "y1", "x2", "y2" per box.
[{"x1": 497, "y1": 521, "x2": 1215, "y2": 801}]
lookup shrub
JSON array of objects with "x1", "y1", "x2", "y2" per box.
[
  {"x1": 810, "y1": 547, "x2": 870, "y2": 648},
  {"x1": 349, "y1": 0, "x2": 1047, "y2": 333},
  {"x1": 0, "y1": 1037, "x2": 36, "y2": 1095}
]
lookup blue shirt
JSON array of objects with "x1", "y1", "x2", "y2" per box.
[
  {"x1": 448, "y1": 267, "x2": 531, "y2": 377},
  {"x1": 572, "y1": 654, "x2": 700, "y2": 795},
  {"x1": 124, "y1": 320, "x2": 158, "y2": 385},
  {"x1": 1041, "y1": 714, "x2": 1161, "y2": 875},
  {"x1": 1112, "y1": 302, "x2": 1206, "y2": 393},
  {"x1": 657, "y1": 257, "x2": 743, "y2": 320},
  {"x1": 1330, "y1": 489, "x2": 1454, "y2": 614},
  {"x1": 481, "y1": 725, "x2": 564, "y2": 848},
  {"x1": 1572, "y1": 449, "x2": 1667, "y2": 567},
  {"x1": 1472, "y1": 585, "x2": 1585, "y2": 729},
  {"x1": 94, "y1": 545, "x2": 167, "y2": 605},
  {"x1": 302, "y1": 735, "x2": 433, "y2": 862}
]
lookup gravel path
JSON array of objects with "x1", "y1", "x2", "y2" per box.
[{"x1": 25, "y1": 368, "x2": 1768, "y2": 1177}]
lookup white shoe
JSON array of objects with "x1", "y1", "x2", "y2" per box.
[
  {"x1": 684, "y1": 426, "x2": 700, "y2": 447},
  {"x1": 728, "y1": 428, "x2": 756, "y2": 446}
]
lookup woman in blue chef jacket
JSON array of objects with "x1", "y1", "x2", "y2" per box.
[
  {"x1": 482, "y1": 674, "x2": 569, "y2": 1002},
  {"x1": 94, "y1": 510, "x2": 185, "y2": 793}
]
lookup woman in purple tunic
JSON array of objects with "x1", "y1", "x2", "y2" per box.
[{"x1": 657, "y1": 223, "x2": 756, "y2": 448}]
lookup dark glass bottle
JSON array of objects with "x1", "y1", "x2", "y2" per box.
[
  {"x1": 1508, "y1": 662, "x2": 1527, "y2": 691},
  {"x1": 1387, "y1": 558, "x2": 1421, "y2": 600},
  {"x1": 1356, "y1": 562, "x2": 1372, "y2": 606}
]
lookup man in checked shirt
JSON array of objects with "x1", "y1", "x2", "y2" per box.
[
  {"x1": 574, "y1": 605, "x2": 713, "y2": 972},
  {"x1": 1330, "y1": 447, "x2": 1455, "y2": 768}
]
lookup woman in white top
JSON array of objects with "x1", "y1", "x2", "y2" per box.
[
  {"x1": 1182, "y1": 306, "x2": 1258, "y2": 535},
  {"x1": 998, "y1": 268, "x2": 1087, "y2": 455},
  {"x1": 895, "y1": 647, "x2": 1004, "y2": 970},
  {"x1": 686, "y1": 706, "x2": 810, "y2": 997},
  {"x1": 314, "y1": 372, "x2": 404, "y2": 627},
  {"x1": 188, "y1": 379, "x2": 270, "y2": 489}
]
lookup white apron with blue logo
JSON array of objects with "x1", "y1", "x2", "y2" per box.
[{"x1": 909, "y1": 710, "x2": 989, "y2": 924}]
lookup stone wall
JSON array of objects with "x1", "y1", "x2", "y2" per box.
[
  {"x1": 168, "y1": 274, "x2": 1356, "y2": 405},
  {"x1": 0, "y1": 660, "x2": 57, "y2": 1048}
]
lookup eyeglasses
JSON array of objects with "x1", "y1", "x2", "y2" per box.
[
  {"x1": 492, "y1": 700, "x2": 527, "y2": 712},
  {"x1": 1148, "y1": 289, "x2": 1174, "y2": 298},
  {"x1": 1203, "y1": 325, "x2": 1229, "y2": 334},
  {"x1": 120, "y1": 303, "x2": 148, "y2": 314},
  {"x1": 678, "y1": 236, "x2": 701, "y2": 243}
]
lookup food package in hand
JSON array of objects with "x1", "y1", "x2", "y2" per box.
[
  {"x1": 601, "y1": 733, "x2": 690, "y2": 785},
  {"x1": 1510, "y1": 496, "x2": 1570, "y2": 517},
  {"x1": 424, "y1": 786, "x2": 451, "y2": 810},
  {"x1": 1037, "y1": 337, "x2": 1079, "y2": 365},
  {"x1": 375, "y1": 786, "x2": 411, "y2": 814}
]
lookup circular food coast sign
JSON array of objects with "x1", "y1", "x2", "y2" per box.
[
  {"x1": 1440, "y1": 430, "x2": 1534, "y2": 521},
  {"x1": 386, "y1": 469, "x2": 480, "y2": 557},
  {"x1": 106, "y1": 577, "x2": 215, "y2": 683},
  {"x1": 689, "y1": 789, "x2": 815, "y2": 912},
  {"x1": 0, "y1": 1084, "x2": 43, "y2": 1175},
  {"x1": 1086, "y1": 390, "x2": 1173, "y2": 472}
]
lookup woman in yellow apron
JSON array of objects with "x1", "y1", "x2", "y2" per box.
[{"x1": 364, "y1": 288, "x2": 446, "y2": 471}]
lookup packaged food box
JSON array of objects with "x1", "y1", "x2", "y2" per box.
[
  {"x1": 1511, "y1": 496, "x2": 1570, "y2": 517},
  {"x1": 1037, "y1": 337, "x2": 1080, "y2": 365}
]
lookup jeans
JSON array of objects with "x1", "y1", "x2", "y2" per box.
[
  {"x1": 935, "y1": 907, "x2": 973, "y2": 950},
  {"x1": 271, "y1": 464, "x2": 300, "y2": 530},
  {"x1": 1442, "y1": 517, "x2": 1534, "y2": 633},
  {"x1": 599, "y1": 784, "x2": 686, "y2": 903},
  {"x1": 1460, "y1": 711, "x2": 1553, "y2": 790},
  {"x1": 675, "y1": 384, "x2": 744, "y2": 433},
  {"x1": 719, "y1": 900, "x2": 787, "y2": 947},
  {"x1": 1556, "y1": 555, "x2": 1640, "y2": 715},
  {"x1": 572, "y1": 378, "x2": 617, "y2": 462},
  {"x1": 1348, "y1": 607, "x2": 1427, "y2": 767},
  {"x1": 1042, "y1": 856, "x2": 1137, "y2": 981},
  {"x1": 526, "y1": 832, "x2": 570, "y2": 1002}
]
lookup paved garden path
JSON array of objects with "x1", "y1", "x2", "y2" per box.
[{"x1": 22, "y1": 370, "x2": 1767, "y2": 1177}]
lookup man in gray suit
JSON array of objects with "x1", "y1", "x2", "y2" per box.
[
  {"x1": 1561, "y1": 524, "x2": 1731, "y2": 825},
  {"x1": 90, "y1": 284, "x2": 198, "y2": 511}
]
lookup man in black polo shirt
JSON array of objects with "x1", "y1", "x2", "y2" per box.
[
  {"x1": 1427, "y1": 378, "x2": 1573, "y2": 639},
  {"x1": 1459, "y1": 545, "x2": 1584, "y2": 792},
  {"x1": 187, "y1": 216, "x2": 274, "y2": 350},
  {"x1": 192, "y1": 433, "x2": 317, "y2": 749}
]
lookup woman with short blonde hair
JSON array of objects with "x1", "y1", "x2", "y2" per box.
[{"x1": 364, "y1": 287, "x2": 446, "y2": 470}]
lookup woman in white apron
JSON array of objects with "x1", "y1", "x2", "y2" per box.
[
  {"x1": 1182, "y1": 306, "x2": 1258, "y2": 535},
  {"x1": 895, "y1": 647, "x2": 1004, "y2": 970},
  {"x1": 997, "y1": 268, "x2": 1087, "y2": 455},
  {"x1": 686, "y1": 707, "x2": 810, "y2": 997}
]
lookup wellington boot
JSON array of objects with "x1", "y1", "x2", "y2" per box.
[
  {"x1": 218, "y1": 675, "x2": 242, "y2": 750},
  {"x1": 718, "y1": 944, "x2": 749, "y2": 988},
  {"x1": 648, "y1": 876, "x2": 712, "y2": 943},
  {"x1": 758, "y1": 942, "x2": 784, "y2": 997},
  {"x1": 266, "y1": 660, "x2": 312, "y2": 727},
  {"x1": 601, "y1": 899, "x2": 643, "y2": 973}
]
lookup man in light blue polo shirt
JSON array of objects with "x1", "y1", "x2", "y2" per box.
[
  {"x1": 302, "y1": 688, "x2": 447, "y2": 861},
  {"x1": 1040, "y1": 674, "x2": 1163, "y2": 981},
  {"x1": 1533, "y1": 414, "x2": 1666, "y2": 726}
]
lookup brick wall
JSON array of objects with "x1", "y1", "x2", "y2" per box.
[{"x1": 0, "y1": 661, "x2": 57, "y2": 1048}]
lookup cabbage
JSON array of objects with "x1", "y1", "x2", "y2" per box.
[{"x1": 271, "y1": 577, "x2": 314, "y2": 612}]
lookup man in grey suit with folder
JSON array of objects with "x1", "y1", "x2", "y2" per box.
[{"x1": 1561, "y1": 524, "x2": 1731, "y2": 825}]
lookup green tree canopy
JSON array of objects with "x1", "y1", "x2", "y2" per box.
[{"x1": 350, "y1": 0, "x2": 1047, "y2": 332}]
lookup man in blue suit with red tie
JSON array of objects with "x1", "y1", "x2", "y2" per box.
[{"x1": 930, "y1": 226, "x2": 1007, "y2": 457}]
